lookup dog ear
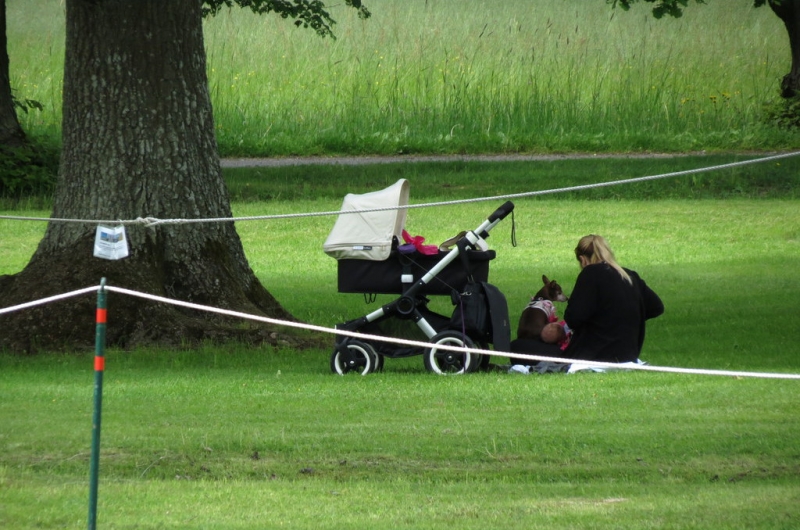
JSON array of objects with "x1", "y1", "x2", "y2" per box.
[{"x1": 541, "y1": 274, "x2": 549, "y2": 284}]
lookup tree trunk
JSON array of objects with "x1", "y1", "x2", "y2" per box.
[
  {"x1": 769, "y1": 0, "x2": 800, "y2": 97},
  {"x1": 0, "y1": 0, "x2": 26, "y2": 148},
  {"x1": 0, "y1": 0, "x2": 296, "y2": 353}
]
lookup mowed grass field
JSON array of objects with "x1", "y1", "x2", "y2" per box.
[
  {"x1": 2, "y1": 156, "x2": 799, "y2": 529},
  {"x1": 3, "y1": 0, "x2": 800, "y2": 527}
]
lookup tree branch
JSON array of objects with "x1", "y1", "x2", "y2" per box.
[{"x1": 202, "y1": 0, "x2": 370, "y2": 38}]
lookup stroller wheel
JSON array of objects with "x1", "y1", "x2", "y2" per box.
[
  {"x1": 476, "y1": 342, "x2": 492, "y2": 372},
  {"x1": 372, "y1": 352, "x2": 385, "y2": 373},
  {"x1": 331, "y1": 340, "x2": 375, "y2": 375},
  {"x1": 424, "y1": 331, "x2": 477, "y2": 375}
]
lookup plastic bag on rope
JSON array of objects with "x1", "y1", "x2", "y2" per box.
[{"x1": 93, "y1": 225, "x2": 129, "y2": 260}]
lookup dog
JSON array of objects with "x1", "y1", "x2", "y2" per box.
[{"x1": 516, "y1": 275, "x2": 569, "y2": 341}]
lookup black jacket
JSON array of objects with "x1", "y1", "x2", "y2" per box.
[{"x1": 564, "y1": 263, "x2": 663, "y2": 363}]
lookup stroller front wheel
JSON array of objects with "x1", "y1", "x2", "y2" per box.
[
  {"x1": 331, "y1": 340, "x2": 375, "y2": 375},
  {"x1": 424, "y1": 331, "x2": 478, "y2": 375}
]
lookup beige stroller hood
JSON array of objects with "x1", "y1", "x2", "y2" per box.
[{"x1": 323, "y1": 179, "x2": 410, "y2": 261}]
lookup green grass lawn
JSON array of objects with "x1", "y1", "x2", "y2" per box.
[
  {"x1": 5, "y1": 0, "x2": 800, "y2": 524},
  {"x1": 1, "y1": 349, "x2": 798, "y2": 529},
  {"x1": 1, "y1": 157, "x2": 799, "y2": 528}
]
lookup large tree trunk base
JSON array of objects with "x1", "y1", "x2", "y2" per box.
[
  {"x1": 781, "y1": 73, "x2": 800, "y2": 98},
  {"x1": 0, "y1": 238, "x2": 322, "y2": 355},
  {"x1": 2, "y1": 0, "x2": 312, "y2": 356}
]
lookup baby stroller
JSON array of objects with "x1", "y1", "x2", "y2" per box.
[{"x1": 323, "y1": 179, "x2": 514, "y2": 375}]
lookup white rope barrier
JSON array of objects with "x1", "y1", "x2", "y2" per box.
[
  {"x1": 2, "y1": 151, "x2": 799, "y2": 226},
  {"x1": 0, "y1": 286, "x2": 100, "y2": 315},
  {"x1": 3, "y1": 283, "x2": 799, "y2": 380},
  {"x1": 0, "y1": 215, "x2": 159, "y2": 226}
]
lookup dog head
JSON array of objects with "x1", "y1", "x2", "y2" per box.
[{"x1": 536, "y1": 275, "x2": 568, "y2": 302}]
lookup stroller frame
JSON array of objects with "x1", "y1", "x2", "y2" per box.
[{"x1": 331, "y1": 200, "x2": 515, "y2": 375}]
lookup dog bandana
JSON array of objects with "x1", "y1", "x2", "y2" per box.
[{"x1": 526, "y1": 298, "x2": 558, "y2": 322}]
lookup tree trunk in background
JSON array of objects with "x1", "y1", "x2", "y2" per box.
[
  {"x1": 0, "y1": 0, "x2": 294, "y2": 353},
  {"x1": 0, "y1": 0, "x2": 26, "y2": 148},
  {"x1": 770, "y1": 0, "x2": 800, "y2": 97}
]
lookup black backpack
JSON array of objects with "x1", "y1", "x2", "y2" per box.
[{"x1": 450, "y1": 281, "x2": 510, "y2": 352}]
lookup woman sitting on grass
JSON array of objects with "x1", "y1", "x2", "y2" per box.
[{"x1": 563, "y1": 234, "x2": 664, "y2": 363}]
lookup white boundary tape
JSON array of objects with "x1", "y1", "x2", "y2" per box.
[
  {"x1": 2, "y1": 284, "x2": 799, "y2": 380},
  {"x1": 0, "y1": 286, "x2": 100, "y2": 315}
]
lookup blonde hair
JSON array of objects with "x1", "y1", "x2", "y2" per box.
[{"x1": 574, "y1": 234, "x2": 632, "y2": 285}]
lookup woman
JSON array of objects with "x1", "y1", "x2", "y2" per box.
[{"x1": 563, "y1": 235, "x2": 664, "y2": 363}]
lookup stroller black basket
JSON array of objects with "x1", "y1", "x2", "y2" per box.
[{"x1": 337, "y1": 249, "x2": 495, "y2": 295}]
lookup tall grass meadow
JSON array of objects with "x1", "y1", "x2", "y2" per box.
[{"x1": 8, "y1": 0, "x2": 799, "y2": 156}]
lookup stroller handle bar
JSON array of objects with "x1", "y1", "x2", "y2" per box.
[
  {"x1": 405, "y1": 200, "x2": 515, "y2": 299},
  {"x1": 488, "y1": 201, "x2": 515, "y2": 223},
  {"x1": 473, "y1": 200, "x2": 514, "y2": 242}
]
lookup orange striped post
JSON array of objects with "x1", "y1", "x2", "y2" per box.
[{"x1": 88, "y1": 278, "x2": 107, "y2": 530}]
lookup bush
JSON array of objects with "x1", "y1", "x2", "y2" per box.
[
  {"x1": 0, "y1": 142, "x2": 58, "y2": 199},
  {"x1": 764, "y1": 95, "x2": 800, "y2": 130}
]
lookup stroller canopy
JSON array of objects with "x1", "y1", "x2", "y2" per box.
[{"x1": 323, "y1": 179, "x2": 409, "y2": 261}]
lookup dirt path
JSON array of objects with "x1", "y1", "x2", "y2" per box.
[{"x1": 220, "y1": 152, "x2": 706, "y2": 168}]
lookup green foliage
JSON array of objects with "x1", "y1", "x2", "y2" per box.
[
  {"x1": 202, "y1": 0, "x2": 370, "y2": 37},
  {"x1": 608, "y1": 0, "x2": 775, "y2": 19},
  {"x1": 10, "y1": 94, "x2": 43, "y2": 114},
  {"x1": 609, "y1": 0, "x2": 702, "y2": 19},
  {"x1": 1, "y1": 97, "x2": 51, "y2": 198},
  {"x1": 764, "y1": 94, "x2": 800, "y2": 129},
  {"x1": 609, "y1": 0, "x2": 772, "y2": 19},
  {"x1": 0, "y1": 143, "x2": 57, "y2": 199}
]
